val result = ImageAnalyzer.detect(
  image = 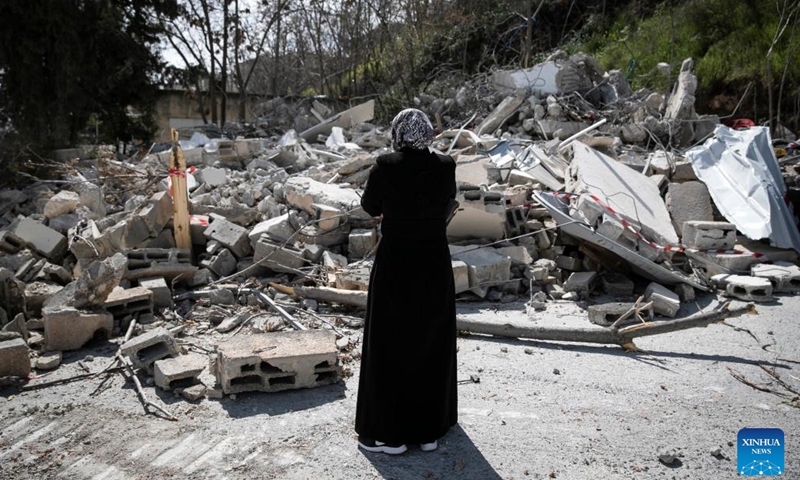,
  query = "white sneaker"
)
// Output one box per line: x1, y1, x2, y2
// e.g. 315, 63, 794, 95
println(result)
420, 440, 438, 452
358, 436, 408, 455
